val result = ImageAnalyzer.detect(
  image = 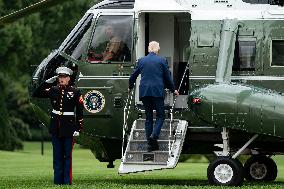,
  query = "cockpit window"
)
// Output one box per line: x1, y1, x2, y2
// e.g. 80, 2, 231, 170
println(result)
63, 14, 93, 60
271, 40, 284, 66
87, 15, 132, 63
233, 38, 256, 71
